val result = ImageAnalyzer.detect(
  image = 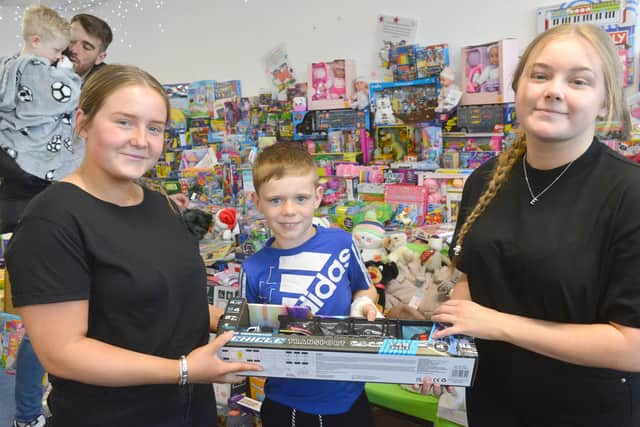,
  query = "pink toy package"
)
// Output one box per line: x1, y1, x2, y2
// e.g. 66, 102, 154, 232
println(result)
384, 183, 429, 225
308, 59, 356, 110
460, 38, 519, 105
